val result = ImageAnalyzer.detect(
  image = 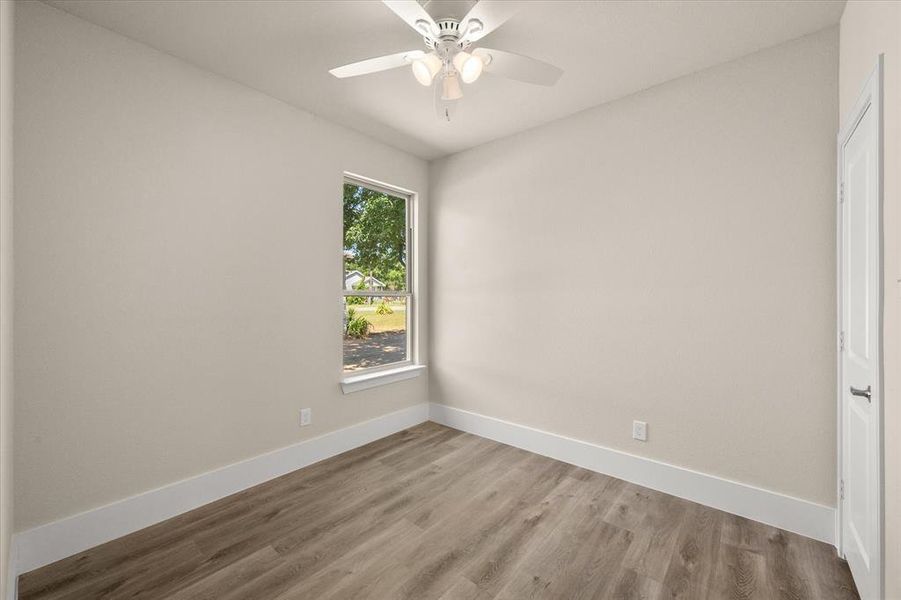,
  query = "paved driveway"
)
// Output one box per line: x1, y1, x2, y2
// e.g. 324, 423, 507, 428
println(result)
343, 331, 406, 371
